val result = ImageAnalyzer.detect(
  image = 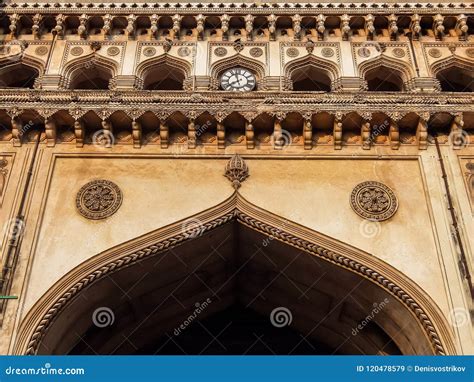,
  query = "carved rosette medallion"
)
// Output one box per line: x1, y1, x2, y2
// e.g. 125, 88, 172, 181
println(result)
357, 47, 371, 58
35, 46, 48, 56
321, 47, 334, 58
286, 47, 299, 58
428, 48, 442, 58
392, 48, 406, 58
143, 47, 157, 57
107, 47, 120, 56
350, 181, 398, 221
466, 48, 474, 58
76, 180, 123, 220
214, 47, 228, 57
70, 46, 84, 56
178, 47, 191, 57
249, 47, 263, 58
